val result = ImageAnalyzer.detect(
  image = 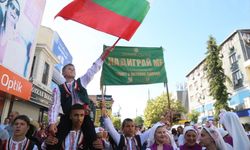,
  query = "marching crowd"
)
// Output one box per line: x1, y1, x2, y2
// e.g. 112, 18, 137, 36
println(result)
0, 108, 250, 150
0, 50, 250, 150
